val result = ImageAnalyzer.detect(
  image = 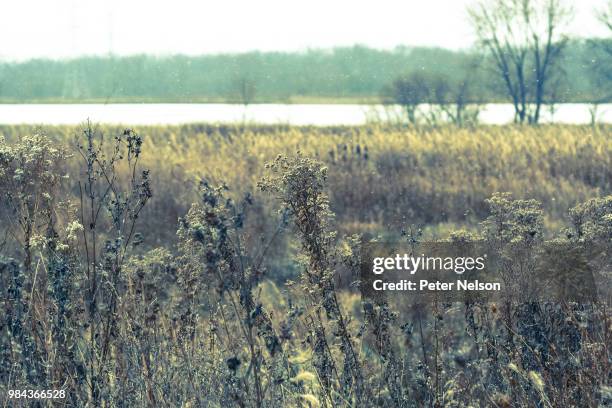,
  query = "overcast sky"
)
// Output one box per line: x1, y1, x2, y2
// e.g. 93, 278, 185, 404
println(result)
0, 0, 609, 61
